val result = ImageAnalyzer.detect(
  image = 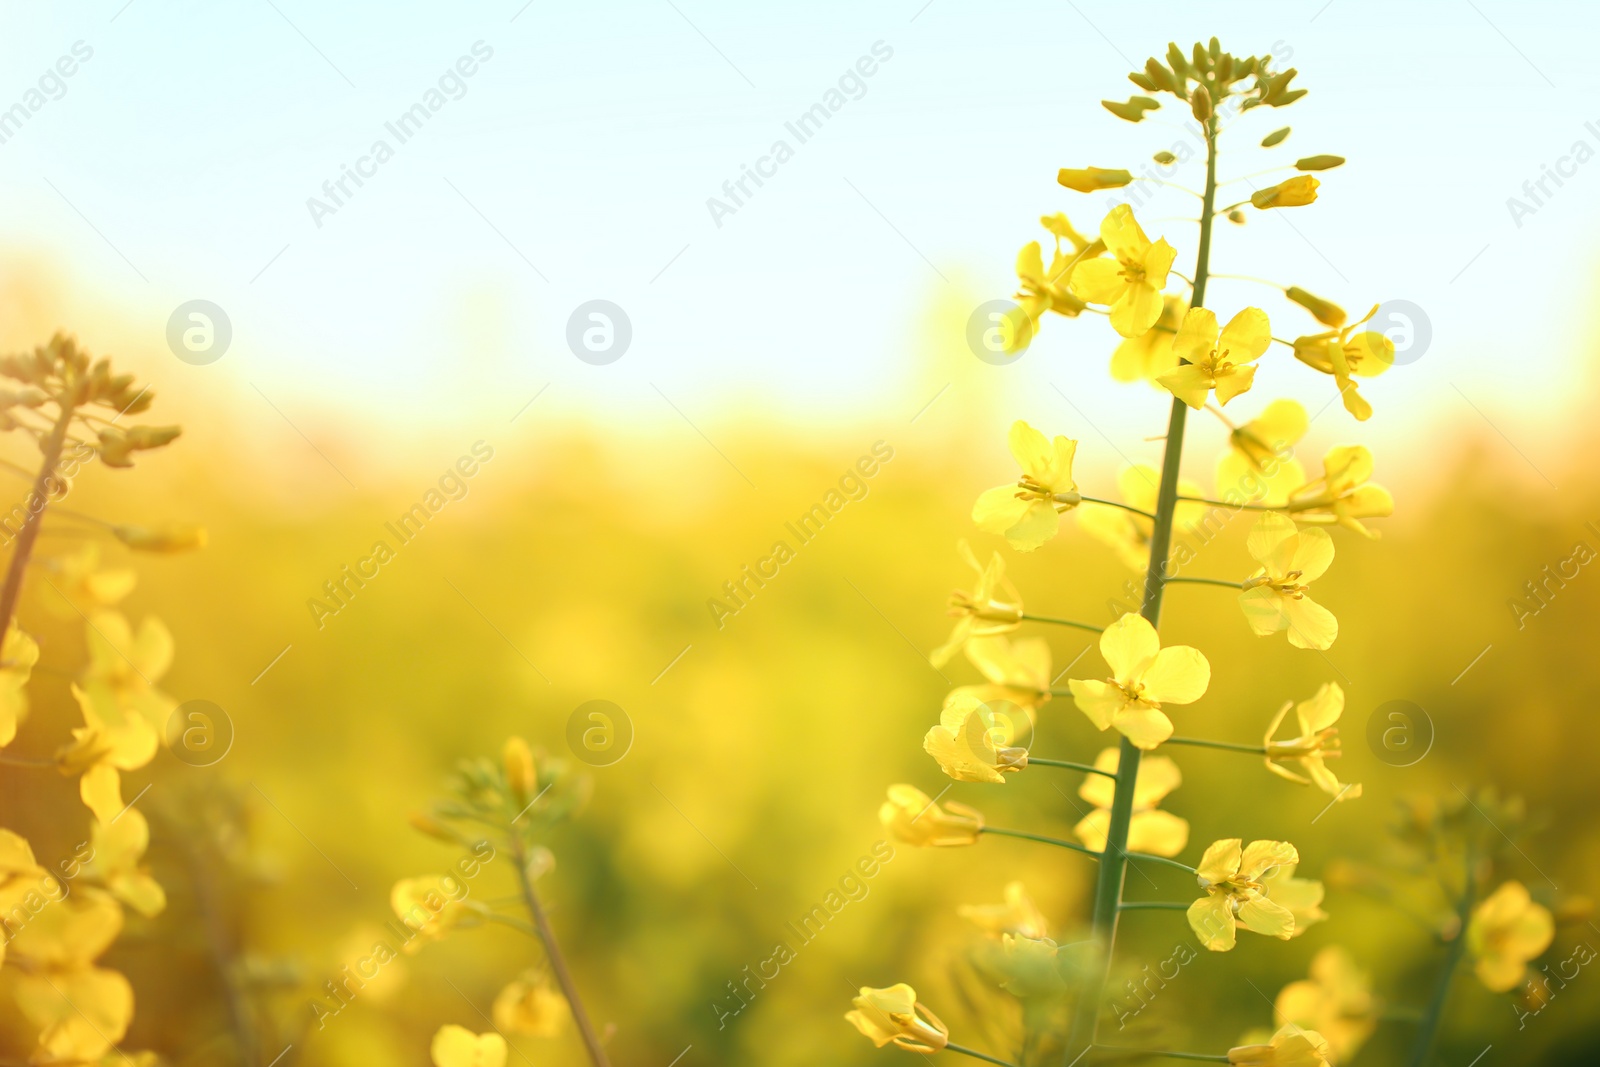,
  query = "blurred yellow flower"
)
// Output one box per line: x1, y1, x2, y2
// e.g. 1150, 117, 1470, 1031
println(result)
844, 983, 950, 1053
86, 808, 166, 917
1077, 465, 1206, 573
1239, 514, 1338, 650
1216, 399, 1308, 507
1263, 682, 1360, 801
958, 881, 1050, 939
431, 1024, 507, 1067
1468, 880, 1554, 992
1075, 747, 1189, 856
77, 611, 178, 733
0, 626, 39, 748
880, 784, 983, 847
1275, 946, 1377, 1063
1157, 307, 1271, 409
931, 541, 1022, 668
1187, 839, 1306, 952
493, 970, 567, 1037
1292, 306, 1394, 421
6, 888, 131, 1064
40, 545, 136, 617
1069, 205, 1178, 337
1287, 445, 1393, 538
392, 874, 476, 950
1068, 613, 1210, 750
1110, 296, 1184, 383
1227, 1024, 1333, 1066
0, 829, 48, 967
972, 421, 1080, 551
1250, 175, 1320, 209
924, 693, 1029, 784
58, 682, 160, 822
